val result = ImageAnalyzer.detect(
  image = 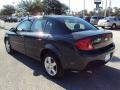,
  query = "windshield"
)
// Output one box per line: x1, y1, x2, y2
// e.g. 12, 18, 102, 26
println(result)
58, 17, 98, 32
